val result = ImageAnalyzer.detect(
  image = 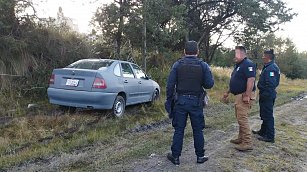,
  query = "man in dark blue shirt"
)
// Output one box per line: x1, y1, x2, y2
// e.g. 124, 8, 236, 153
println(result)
223, 46, 256, 151
252, 49, 280, 143
165, 41, 214, 165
